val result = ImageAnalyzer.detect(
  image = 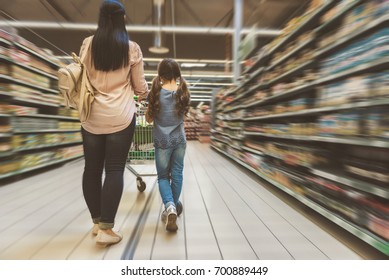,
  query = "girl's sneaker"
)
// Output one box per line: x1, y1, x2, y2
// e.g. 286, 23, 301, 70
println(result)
176, 201, 183, 216
165, 205, 178, 232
